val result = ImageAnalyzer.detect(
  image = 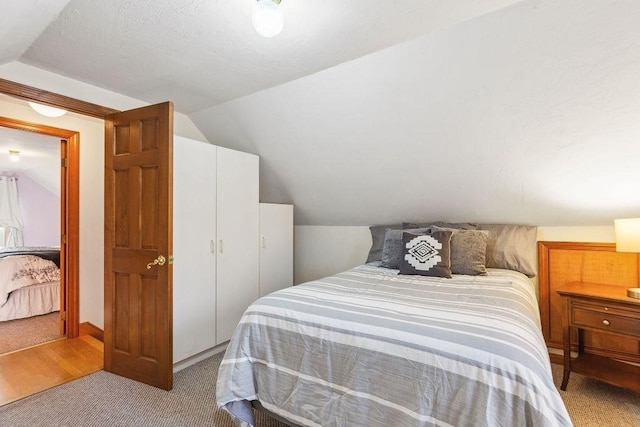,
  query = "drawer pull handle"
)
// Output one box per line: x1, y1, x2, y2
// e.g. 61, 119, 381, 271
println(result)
602, 319, 610, 326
